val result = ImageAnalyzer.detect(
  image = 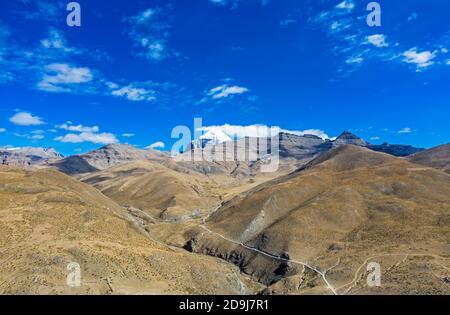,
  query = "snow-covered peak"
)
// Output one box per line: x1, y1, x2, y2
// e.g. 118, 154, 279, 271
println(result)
192, 129, 233, 149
